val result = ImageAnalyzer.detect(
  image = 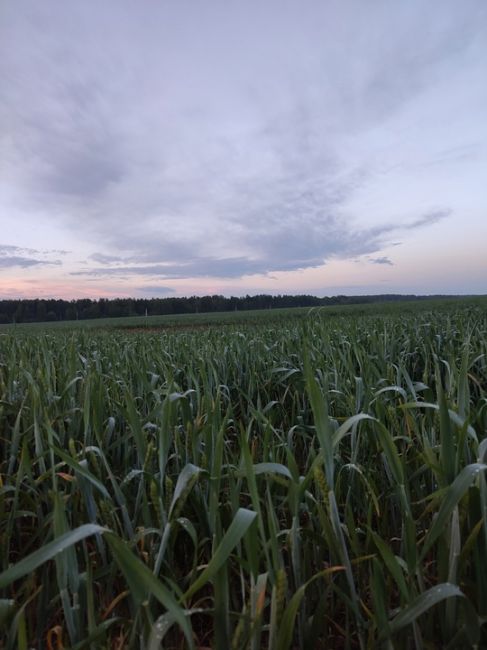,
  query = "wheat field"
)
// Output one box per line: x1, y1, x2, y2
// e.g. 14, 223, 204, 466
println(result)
1, 300, 486, 648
